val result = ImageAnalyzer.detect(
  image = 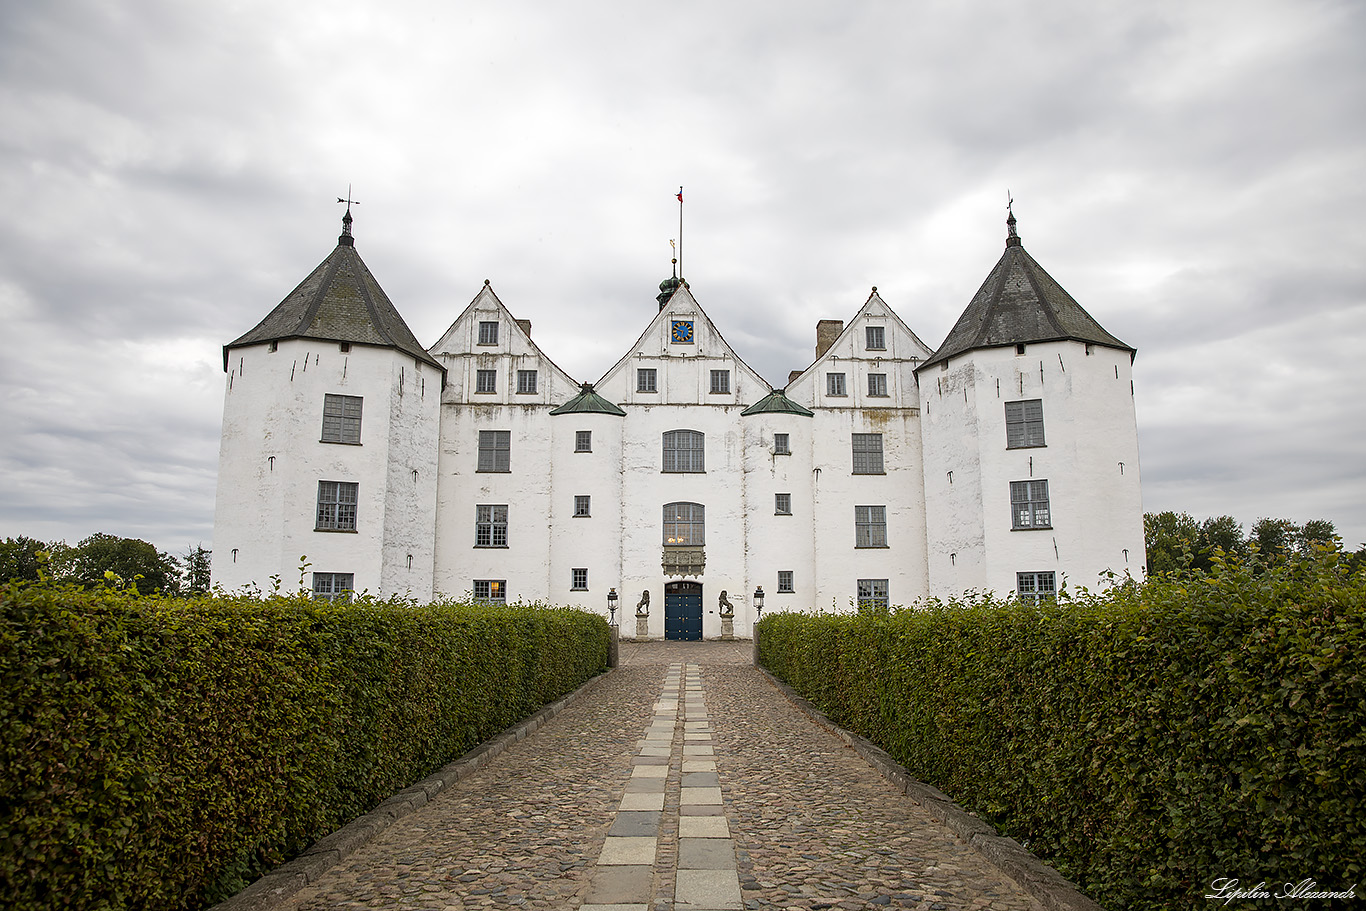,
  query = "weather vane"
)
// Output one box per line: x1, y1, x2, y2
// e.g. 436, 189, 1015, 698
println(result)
337, 185, 360, 213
